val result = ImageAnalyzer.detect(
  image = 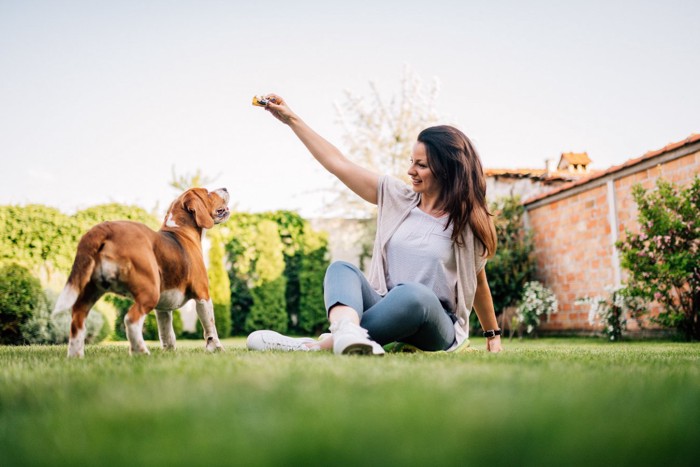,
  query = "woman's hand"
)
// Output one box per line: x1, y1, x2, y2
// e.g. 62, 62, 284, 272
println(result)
486, 335, 502, 353
261, 93, 297, 125
254, 91, 380, 204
